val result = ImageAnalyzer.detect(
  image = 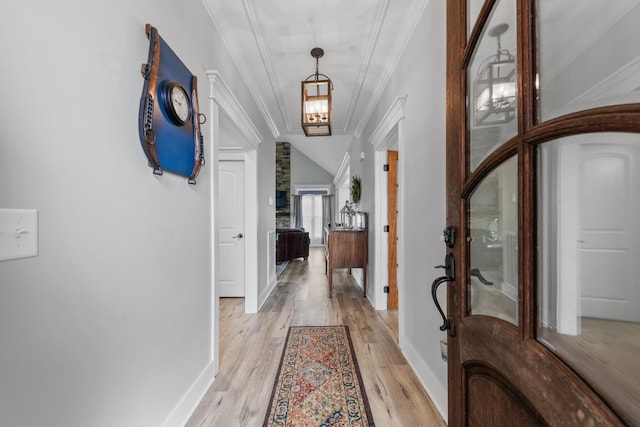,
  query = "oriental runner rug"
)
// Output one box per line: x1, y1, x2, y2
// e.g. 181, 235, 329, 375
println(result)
264, 326, 374, 427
